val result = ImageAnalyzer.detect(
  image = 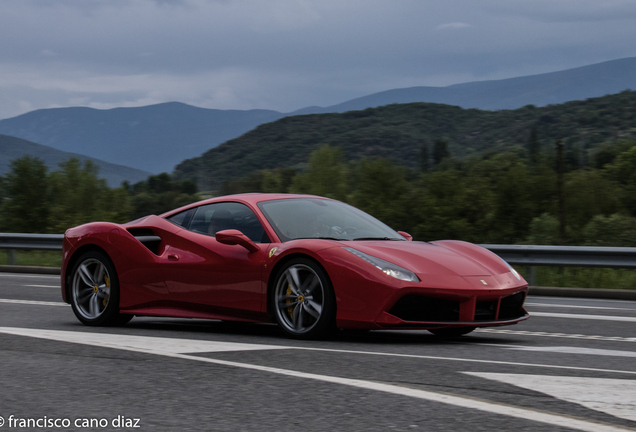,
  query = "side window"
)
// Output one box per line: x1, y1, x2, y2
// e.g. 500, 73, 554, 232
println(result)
188, 202, 270, 243
167, 208, 195, 228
